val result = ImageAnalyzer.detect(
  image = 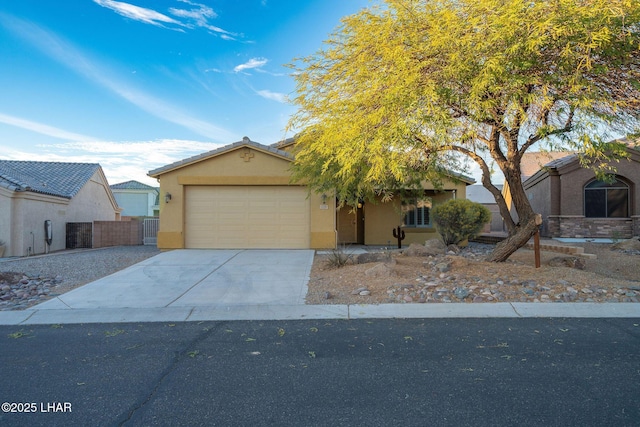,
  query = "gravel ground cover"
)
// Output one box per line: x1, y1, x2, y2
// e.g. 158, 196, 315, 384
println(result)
0, 246, 160, 310
306, 242, 640, 305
